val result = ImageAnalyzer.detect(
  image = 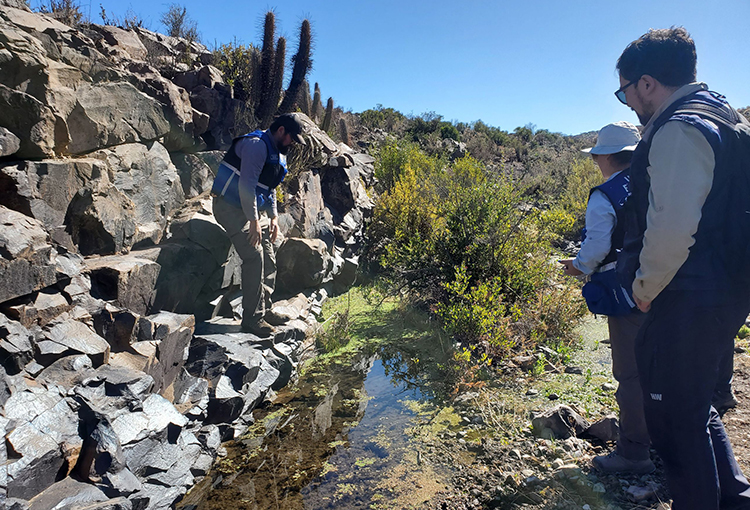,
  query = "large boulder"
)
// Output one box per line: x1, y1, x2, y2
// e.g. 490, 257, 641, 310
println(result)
89, 25, 147, 61
90, 142, 185, 246
59, 82, 170, 155
169, 151, 223, 198
284, 169, 334, 240
0, 158, 106, 247
137, 311, 194, 399
65, 185, 137, 256
4, 385, 82, 499
275, 237, 331, 295
0, 206, 59, 304
85, 254, 161, 315
186, 334, 280, 424
0, 83, 67, 158
36, 318, 110, 367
